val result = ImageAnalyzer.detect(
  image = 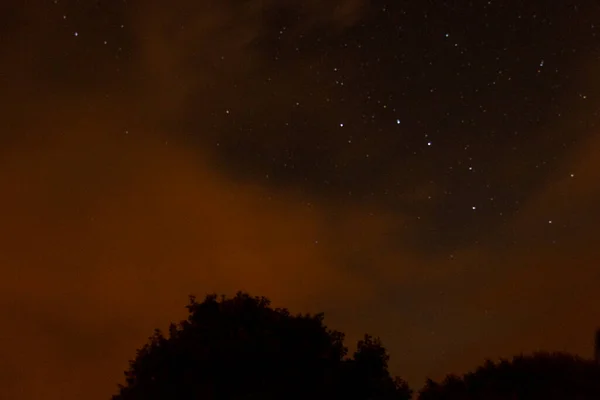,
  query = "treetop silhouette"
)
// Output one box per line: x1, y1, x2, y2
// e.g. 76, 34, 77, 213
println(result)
417, 351, 600, 399
112, 291, 600, 400
112, 291, 412, 400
